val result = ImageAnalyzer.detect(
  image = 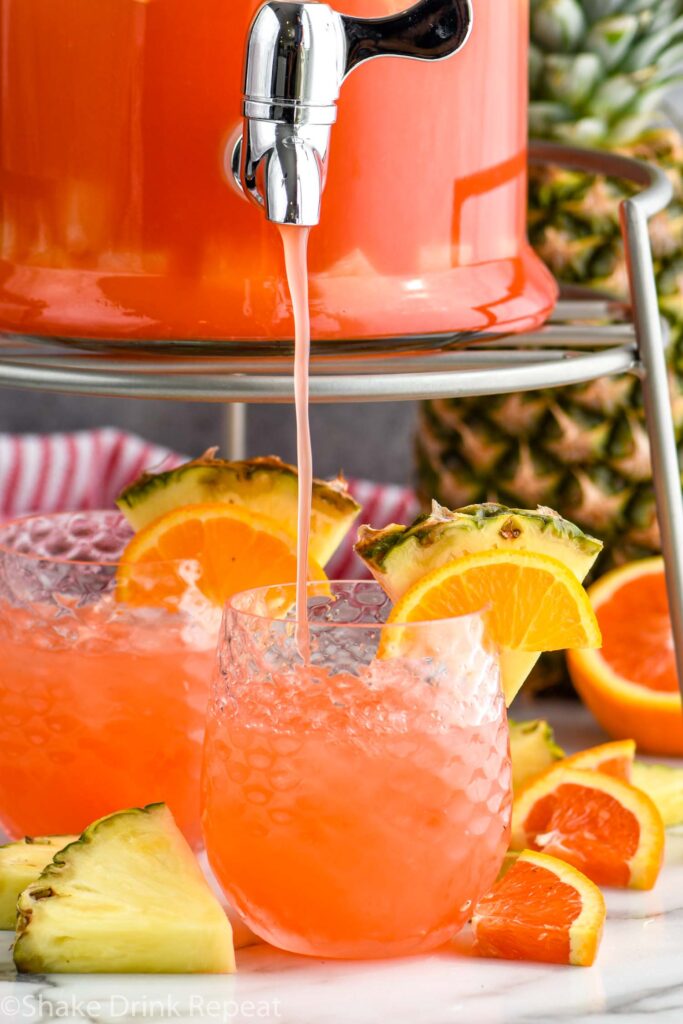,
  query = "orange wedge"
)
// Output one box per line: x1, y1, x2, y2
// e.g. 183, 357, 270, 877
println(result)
512, 765, 665, 890
472, 849, 606, 967
116, 503, 326, 608
567, 557, 683, 756
381, 549, 601, 704
559, 739, 636, 781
